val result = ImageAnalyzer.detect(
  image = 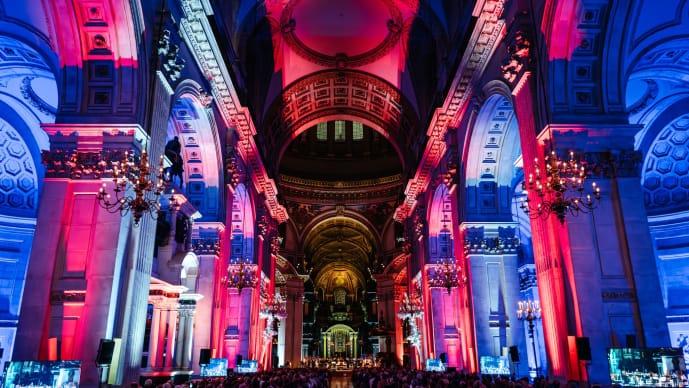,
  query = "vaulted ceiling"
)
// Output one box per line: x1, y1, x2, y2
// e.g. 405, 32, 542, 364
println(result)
209, 0, 476, 287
